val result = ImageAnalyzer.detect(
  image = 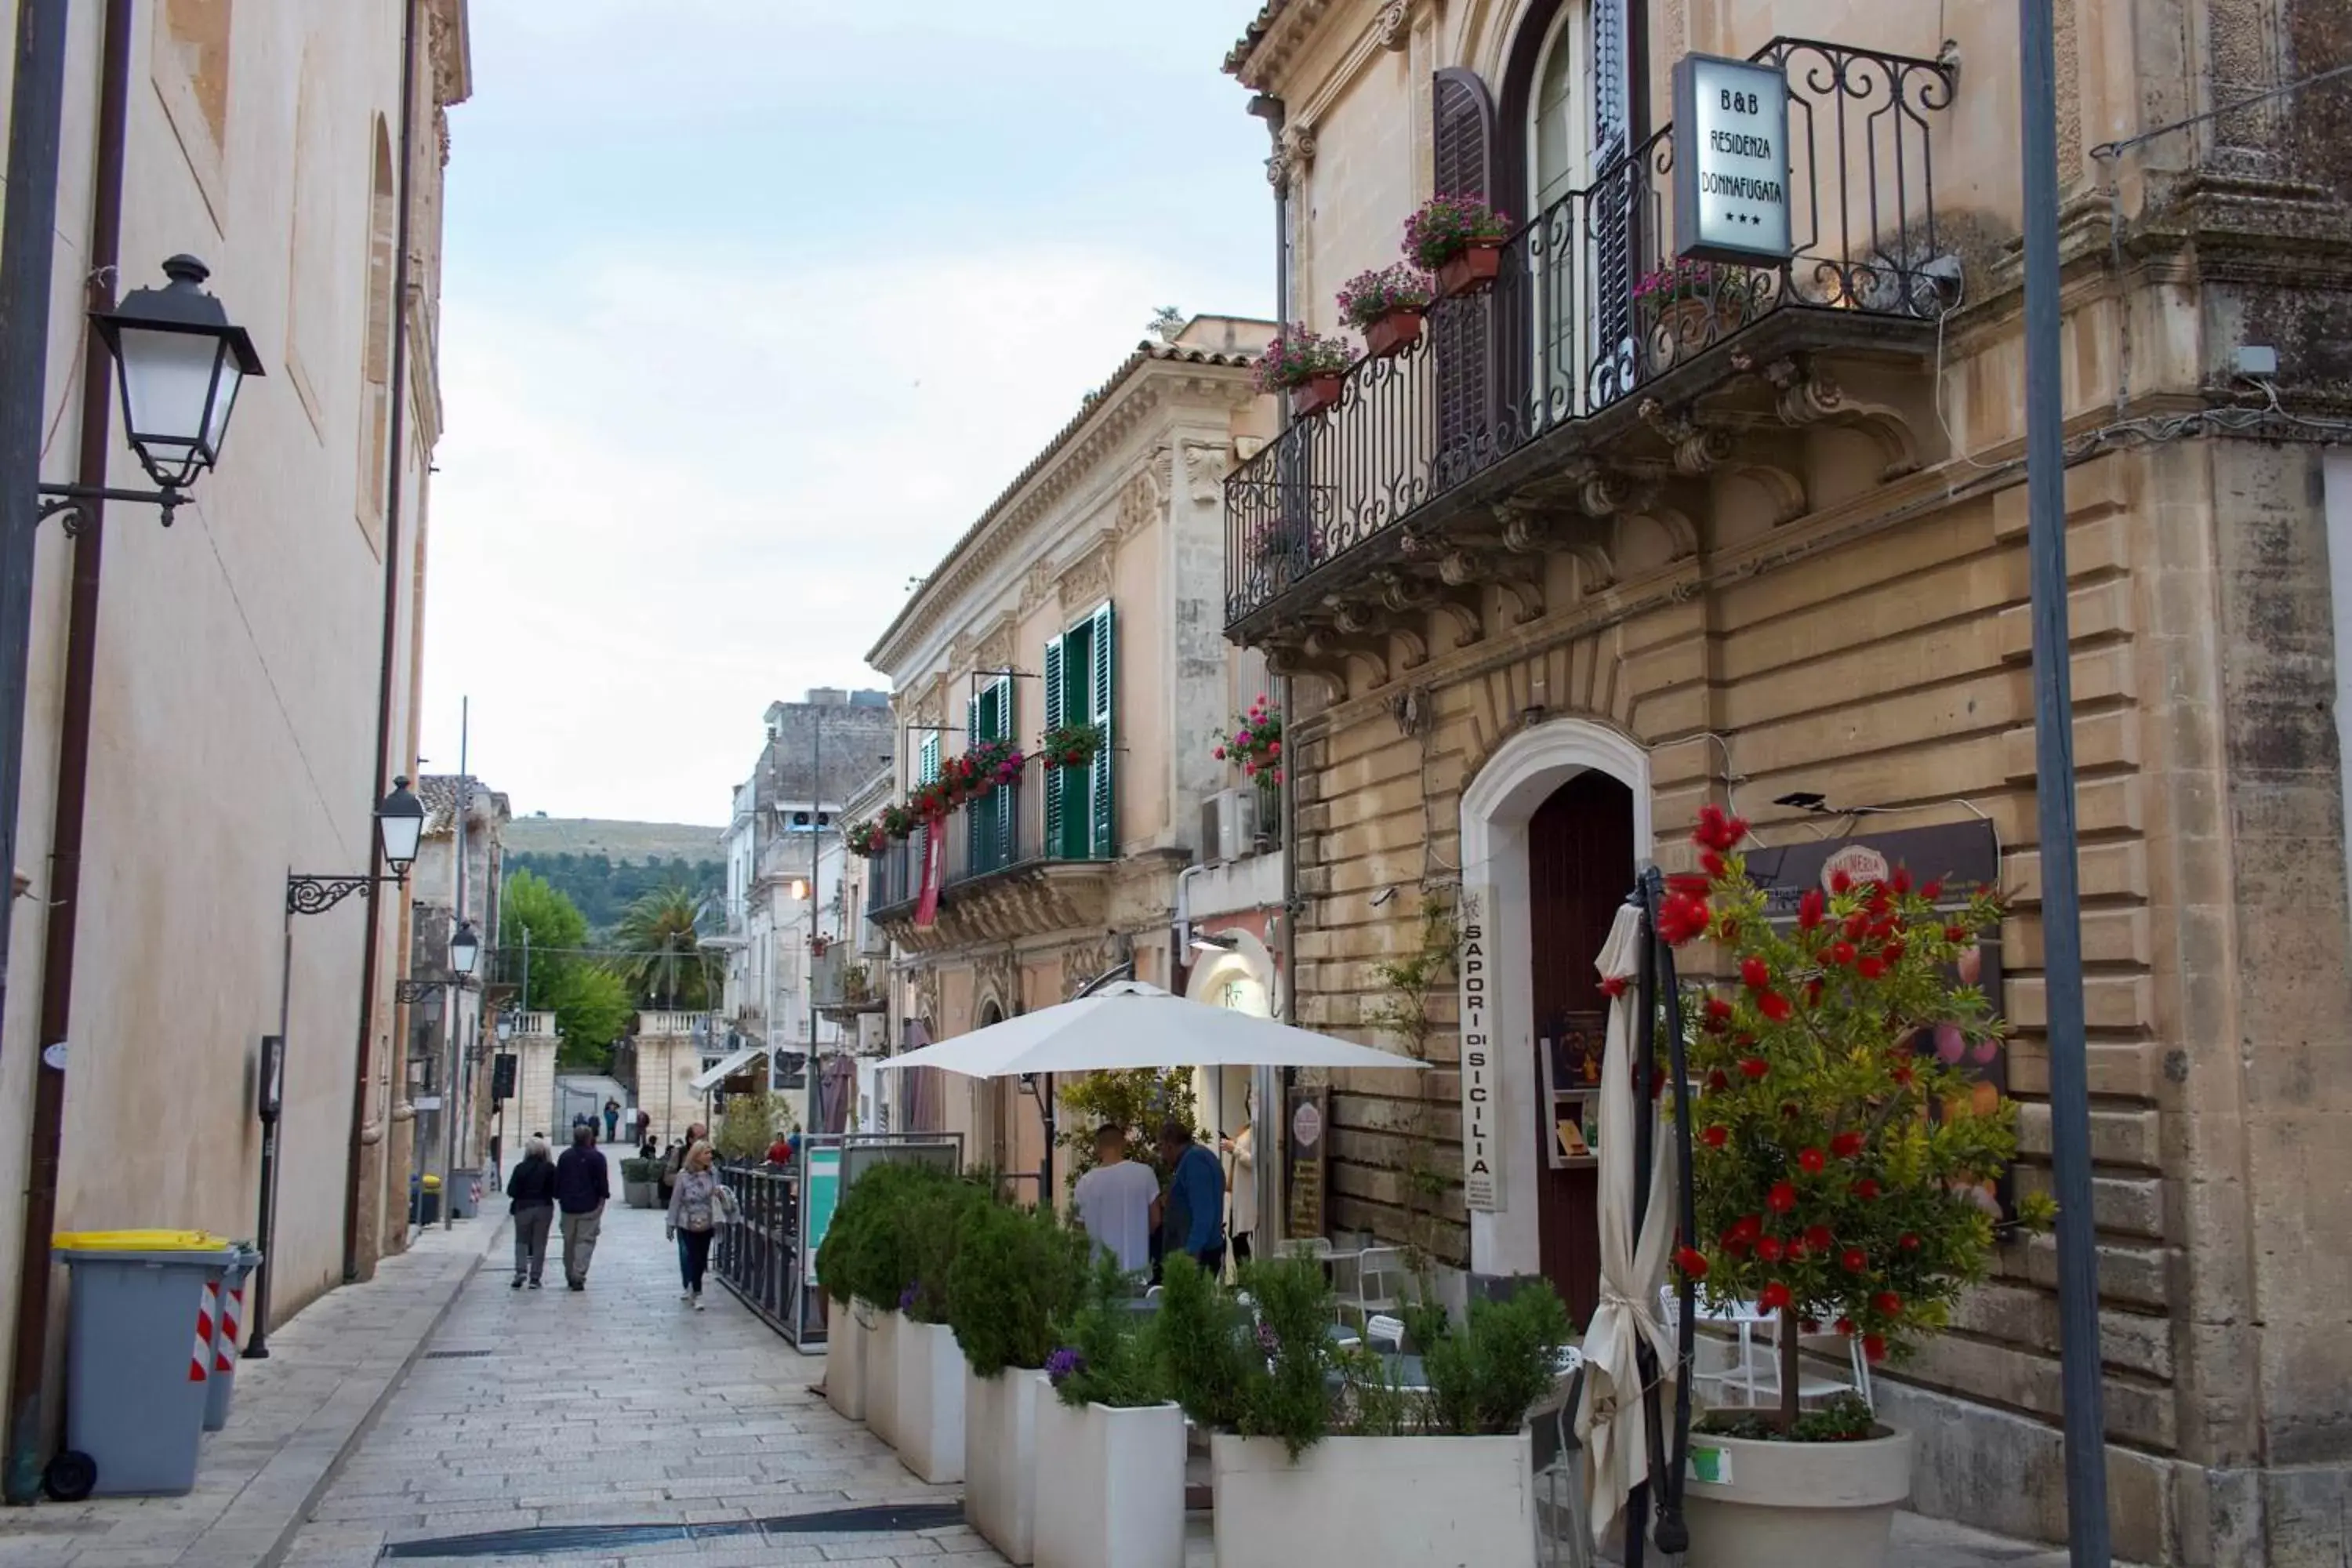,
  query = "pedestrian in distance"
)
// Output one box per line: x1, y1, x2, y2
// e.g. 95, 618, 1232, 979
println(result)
603, 1098, 621, 1143
666, 1140, 730, 1311
661, 1122, 706, 1204
554, 1123, 610, 1290
1073, 1123, 1158, 1276
1220, 1102, 1258, 1269
505, 1135, 558, 1289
